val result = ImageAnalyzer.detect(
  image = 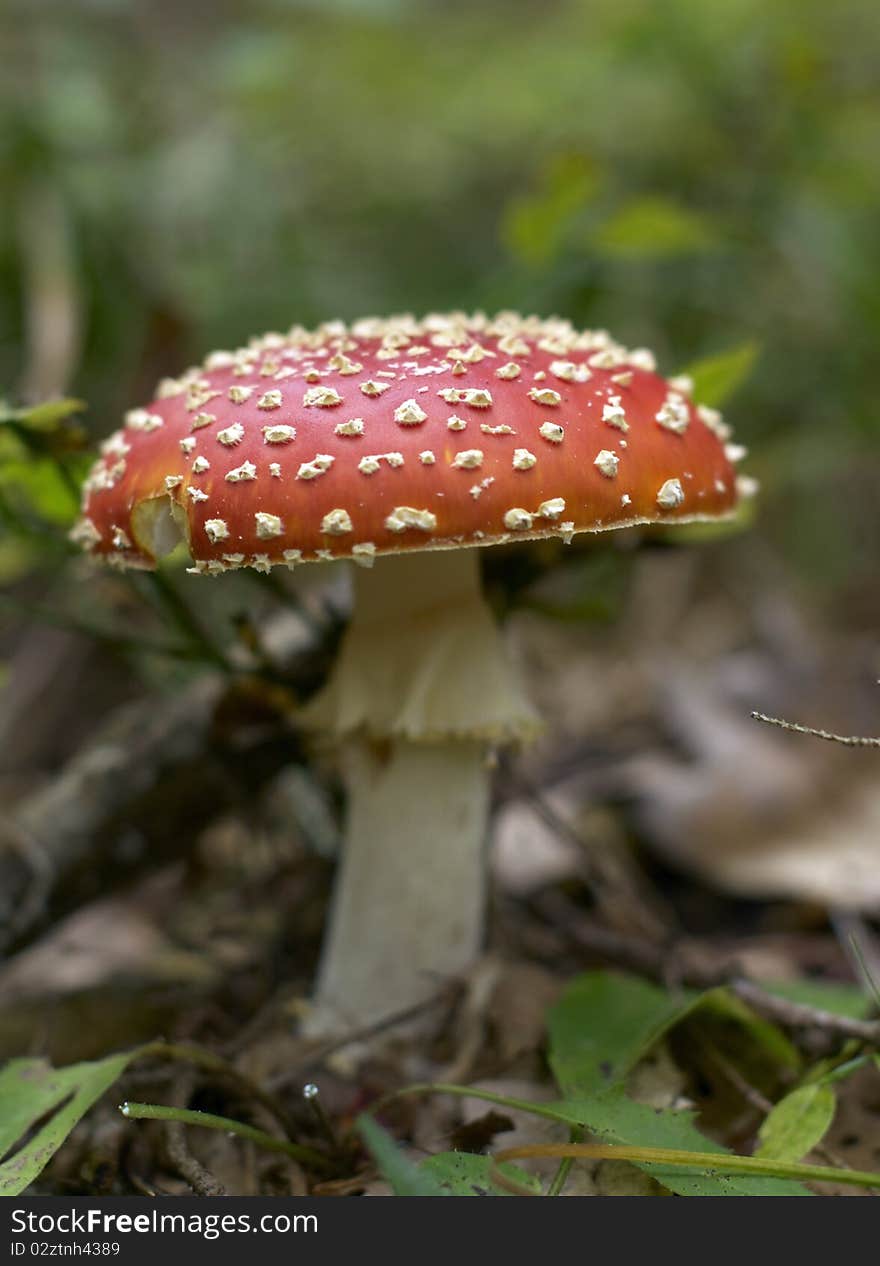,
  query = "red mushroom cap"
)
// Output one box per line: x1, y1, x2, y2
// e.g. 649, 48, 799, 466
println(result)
72, 312, 749, 573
